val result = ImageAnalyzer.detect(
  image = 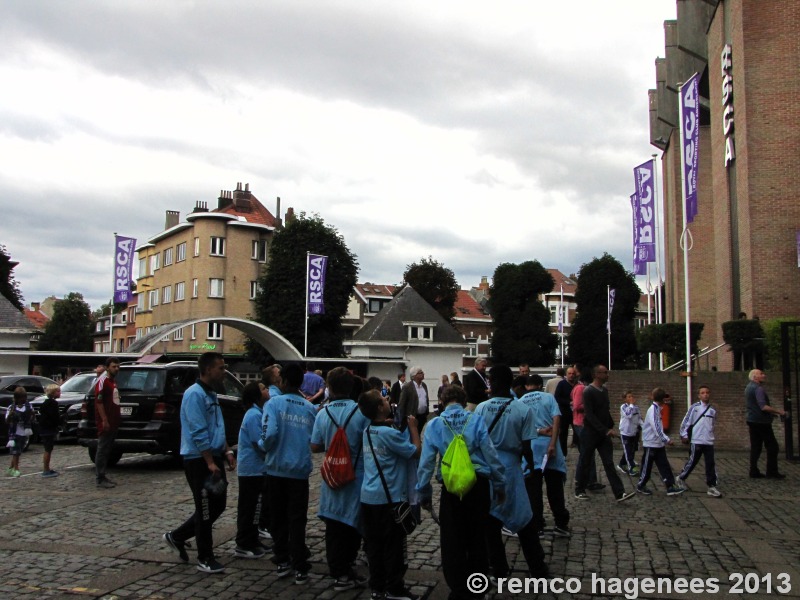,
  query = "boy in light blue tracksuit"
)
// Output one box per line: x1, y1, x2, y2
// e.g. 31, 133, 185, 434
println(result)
310, 367, 371, 592
474, 365, 548, 579
677, 385, 720, 497
417, 385, 506, 600
636, 388, 684, 497
235, 382, 269, 558
260, 363, 318, 583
